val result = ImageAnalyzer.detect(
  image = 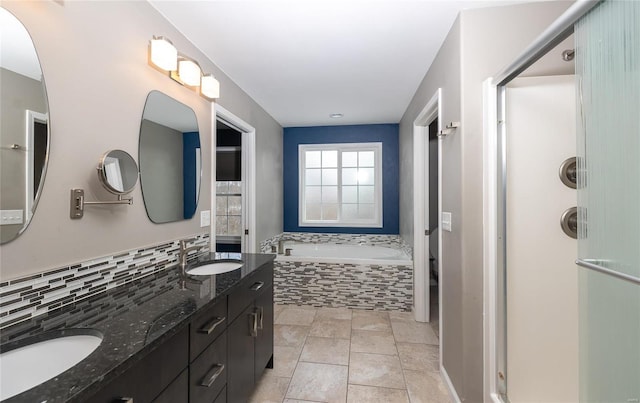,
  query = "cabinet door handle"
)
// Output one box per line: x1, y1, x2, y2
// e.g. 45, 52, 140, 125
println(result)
249, 312, 258, 337
200, 363, 225, 388
250, 281, 264, 291
116, 398, 134, 403
198, 316, 226, 334
257, 306, 264, 330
